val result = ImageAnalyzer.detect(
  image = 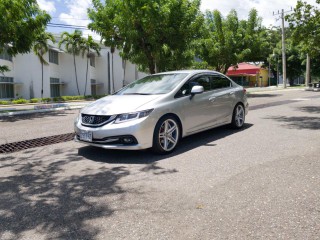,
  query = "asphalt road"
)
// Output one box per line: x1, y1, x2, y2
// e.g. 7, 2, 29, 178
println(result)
0, 89, 319, 239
